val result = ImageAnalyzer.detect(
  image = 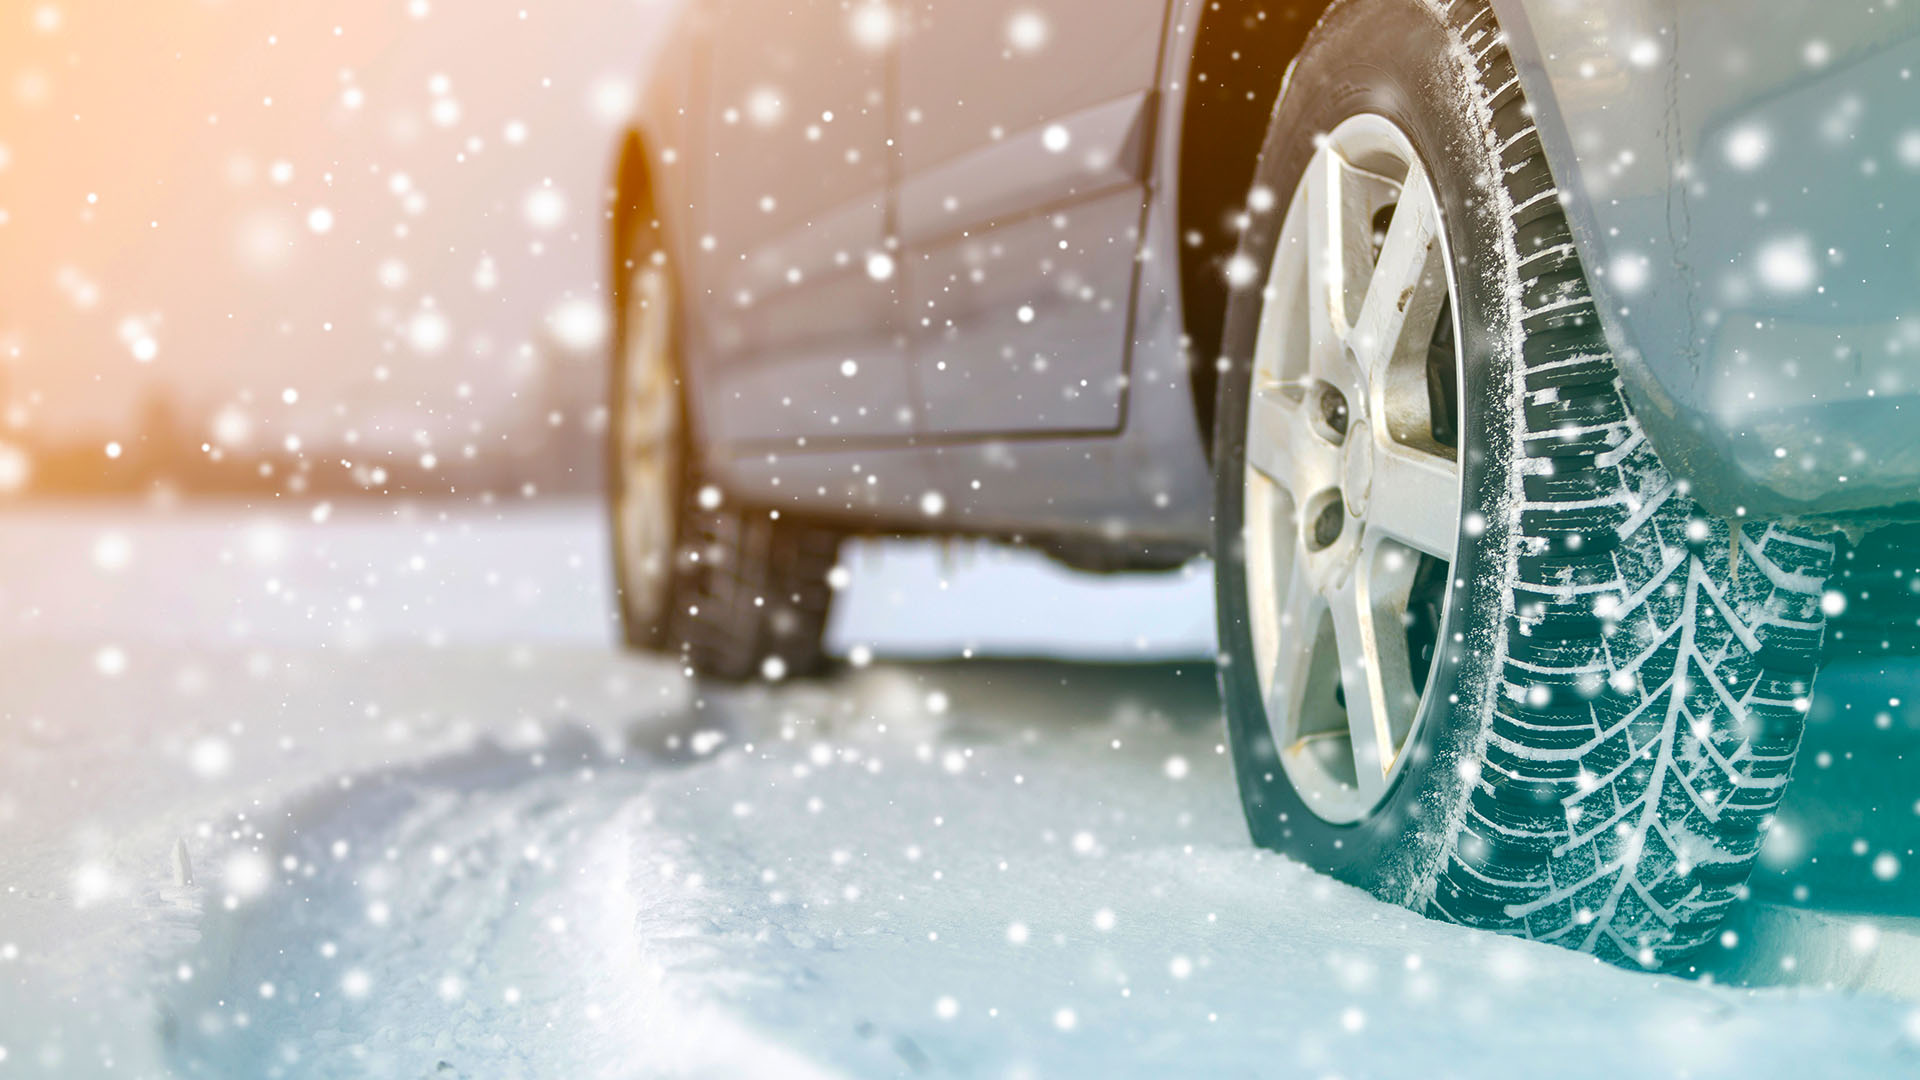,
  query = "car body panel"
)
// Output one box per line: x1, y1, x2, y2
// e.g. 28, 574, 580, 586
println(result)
694, 0, 912, 446
625, 0, 1919, 554
712, 0, 1214, 545
897, 1, 1173, 439
1496, 0, 1920, 520
895, 90, 1154, 438
910, 184, 1141, 435
894, 91, 1154, 248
